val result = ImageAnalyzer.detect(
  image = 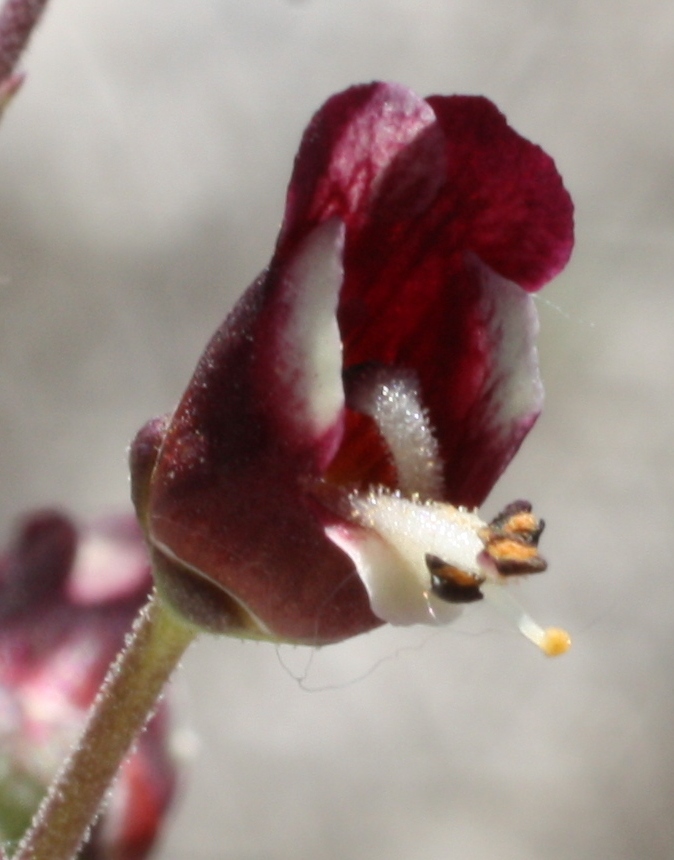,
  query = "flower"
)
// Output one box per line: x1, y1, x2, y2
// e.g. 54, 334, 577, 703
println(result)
130, 82, 574, 651
0, 510, 179, 859
0, 0, 51, 118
